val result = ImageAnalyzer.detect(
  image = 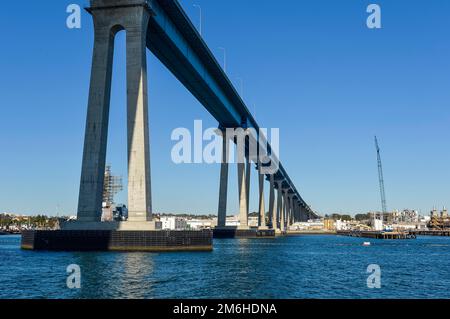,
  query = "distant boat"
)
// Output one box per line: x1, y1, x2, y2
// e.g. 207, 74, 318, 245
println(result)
363, 242, 371, 246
